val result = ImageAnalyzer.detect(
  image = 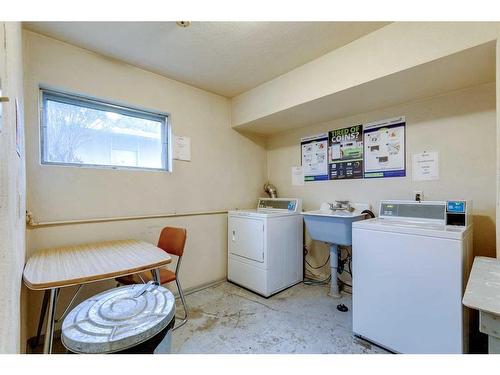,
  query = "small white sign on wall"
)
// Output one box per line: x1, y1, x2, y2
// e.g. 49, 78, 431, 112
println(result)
291, 166, 305, 186
412, 151, 439, 181
173, 135, 191, 161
